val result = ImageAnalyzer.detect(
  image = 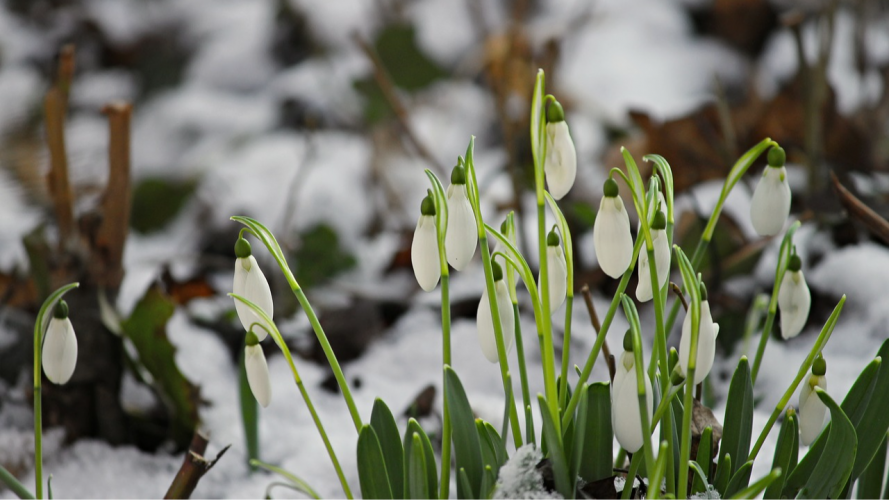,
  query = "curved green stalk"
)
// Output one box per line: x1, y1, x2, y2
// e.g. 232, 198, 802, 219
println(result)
33, 282, 79, 500
751, 221, 801, 384
230, 293, 353, 499
230, 216, 362, 432
543, 192, 575, 413
674, 247, 702, 500
621, 295, 656, 478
